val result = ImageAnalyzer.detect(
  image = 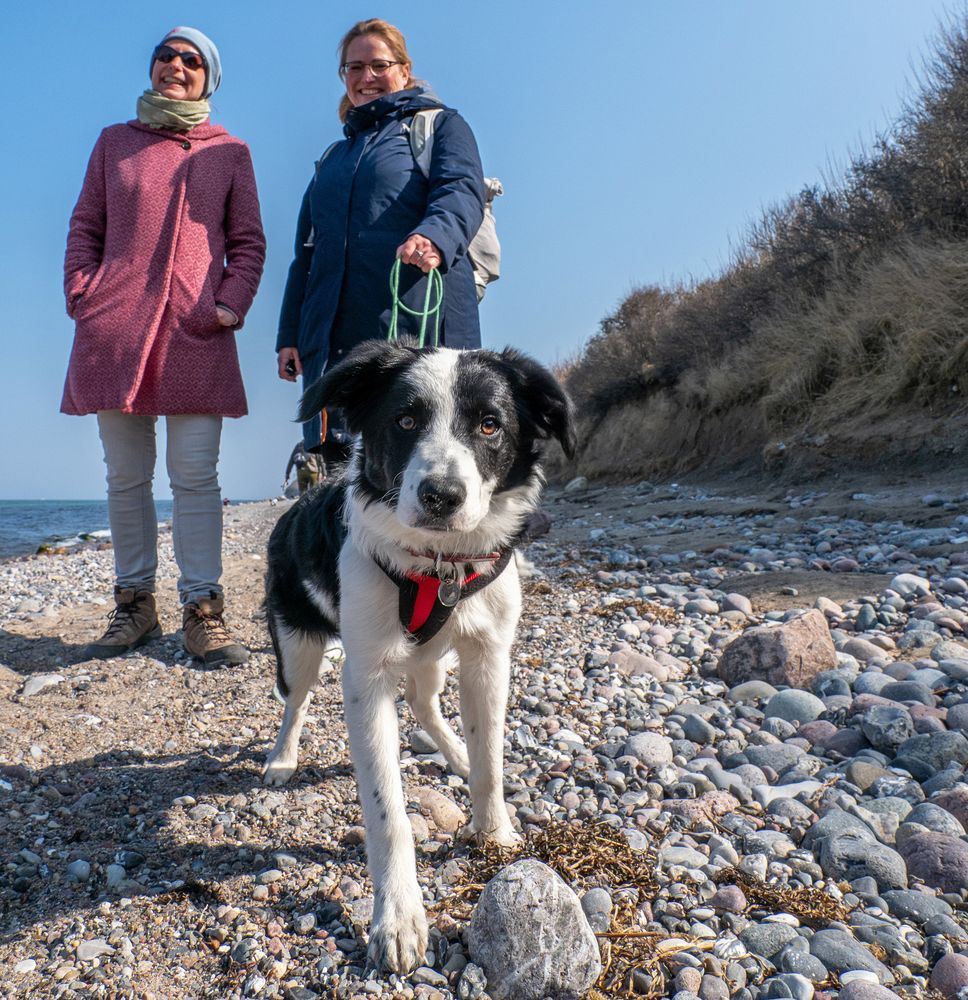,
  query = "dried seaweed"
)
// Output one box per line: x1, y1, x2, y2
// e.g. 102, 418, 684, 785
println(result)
435, 822, 712, 1000
434, 824, 858, 999
433, 821, 657, 914
593, 599, 679, 623
713, 865, 851, 927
